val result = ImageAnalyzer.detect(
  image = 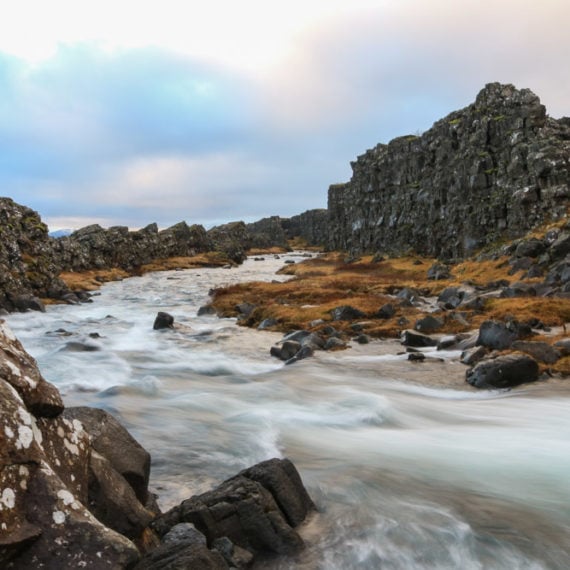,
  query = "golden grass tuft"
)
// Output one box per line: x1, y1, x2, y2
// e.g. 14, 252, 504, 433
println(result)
60, 268, 130, 291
